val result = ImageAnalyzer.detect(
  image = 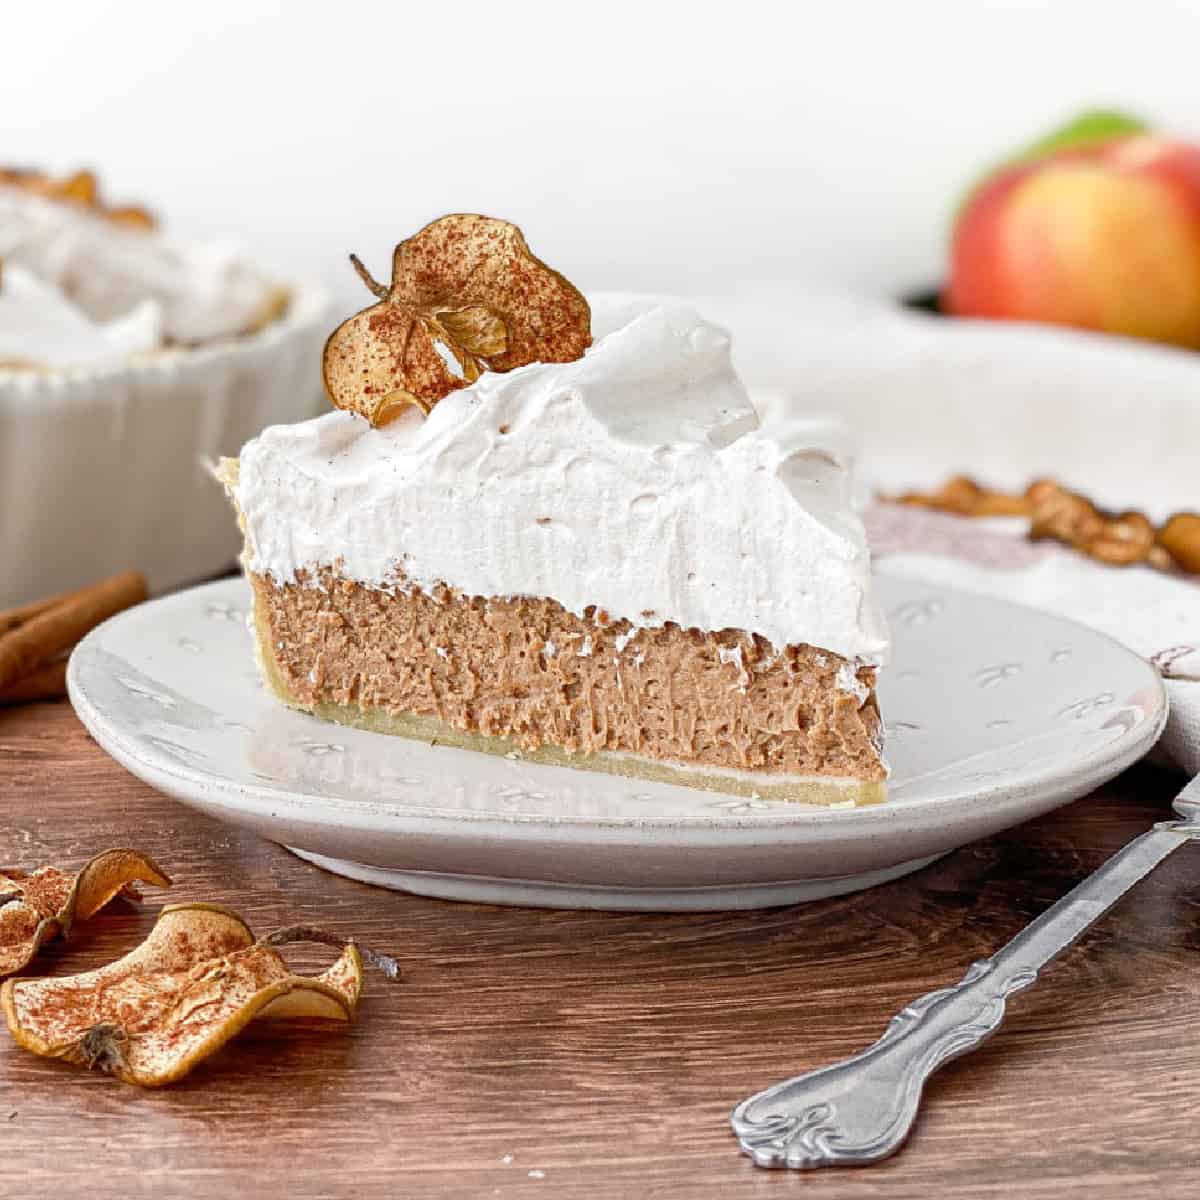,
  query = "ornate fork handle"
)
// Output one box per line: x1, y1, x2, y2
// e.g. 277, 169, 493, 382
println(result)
731, 954, 1036, 1168
731, 786, 1200, 1170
